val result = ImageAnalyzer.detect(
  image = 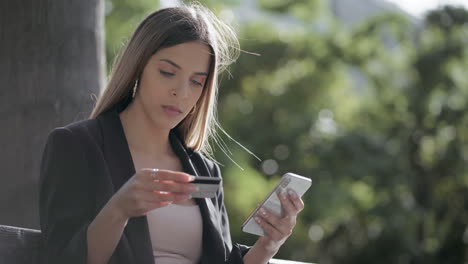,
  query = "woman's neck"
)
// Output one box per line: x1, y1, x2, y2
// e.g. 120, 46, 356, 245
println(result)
119, 102, 174, 159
